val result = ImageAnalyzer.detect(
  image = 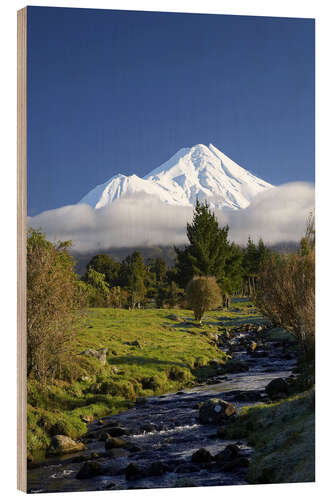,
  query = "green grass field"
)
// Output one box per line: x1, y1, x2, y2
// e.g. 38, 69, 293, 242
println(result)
225, 389, 315, 483
28, 301, 263, 459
